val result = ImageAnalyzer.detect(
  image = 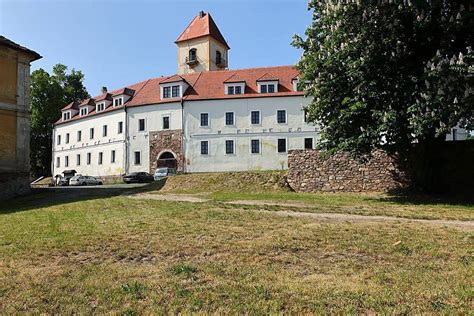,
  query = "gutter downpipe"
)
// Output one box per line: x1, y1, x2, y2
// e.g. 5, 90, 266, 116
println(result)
180, 97, 186, 174
124, 105, 129, 175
